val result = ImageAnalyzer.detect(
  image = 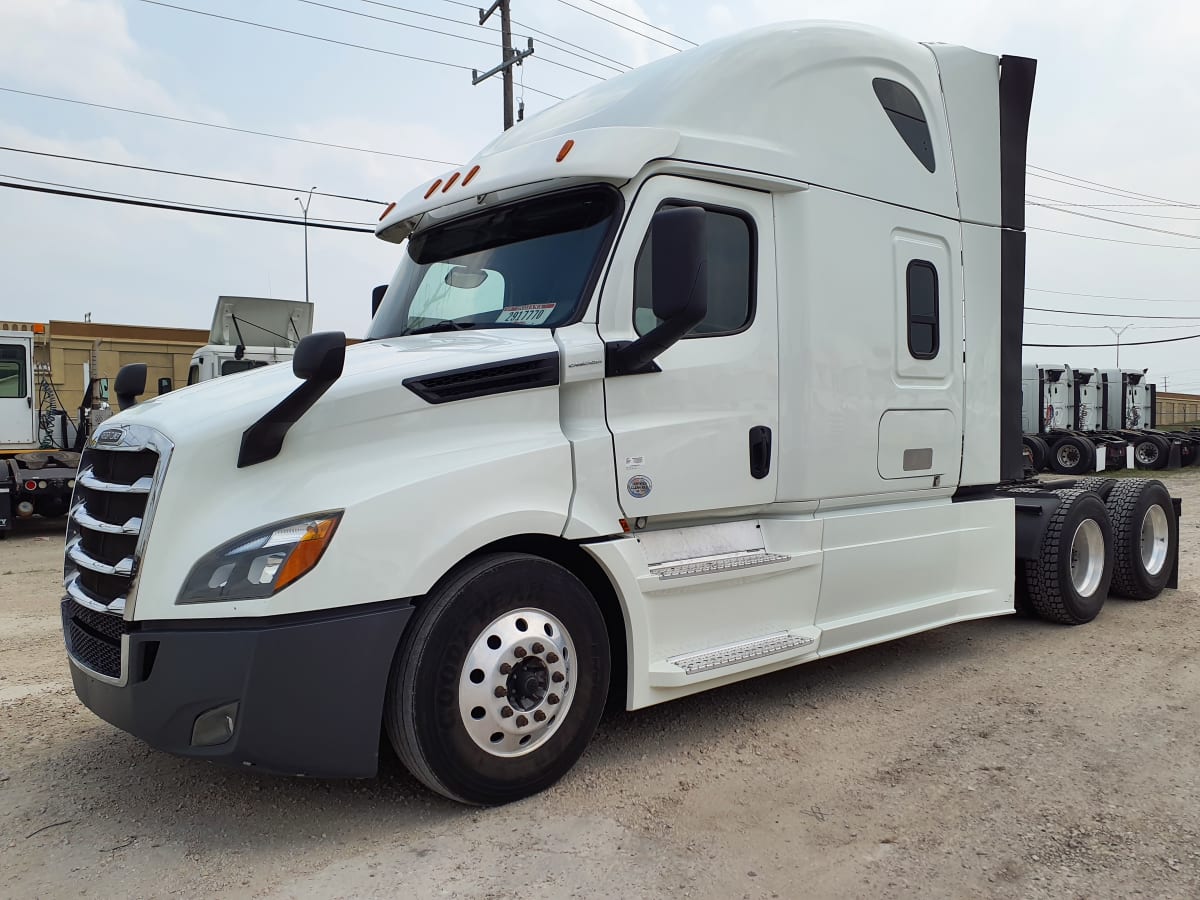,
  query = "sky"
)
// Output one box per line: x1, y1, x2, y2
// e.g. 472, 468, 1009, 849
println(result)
1, 0, 1199, 390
